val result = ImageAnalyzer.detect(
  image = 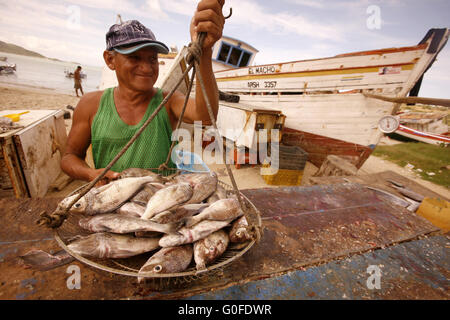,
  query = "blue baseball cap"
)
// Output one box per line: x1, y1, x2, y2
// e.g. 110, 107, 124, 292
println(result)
106, 20, 169, 54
